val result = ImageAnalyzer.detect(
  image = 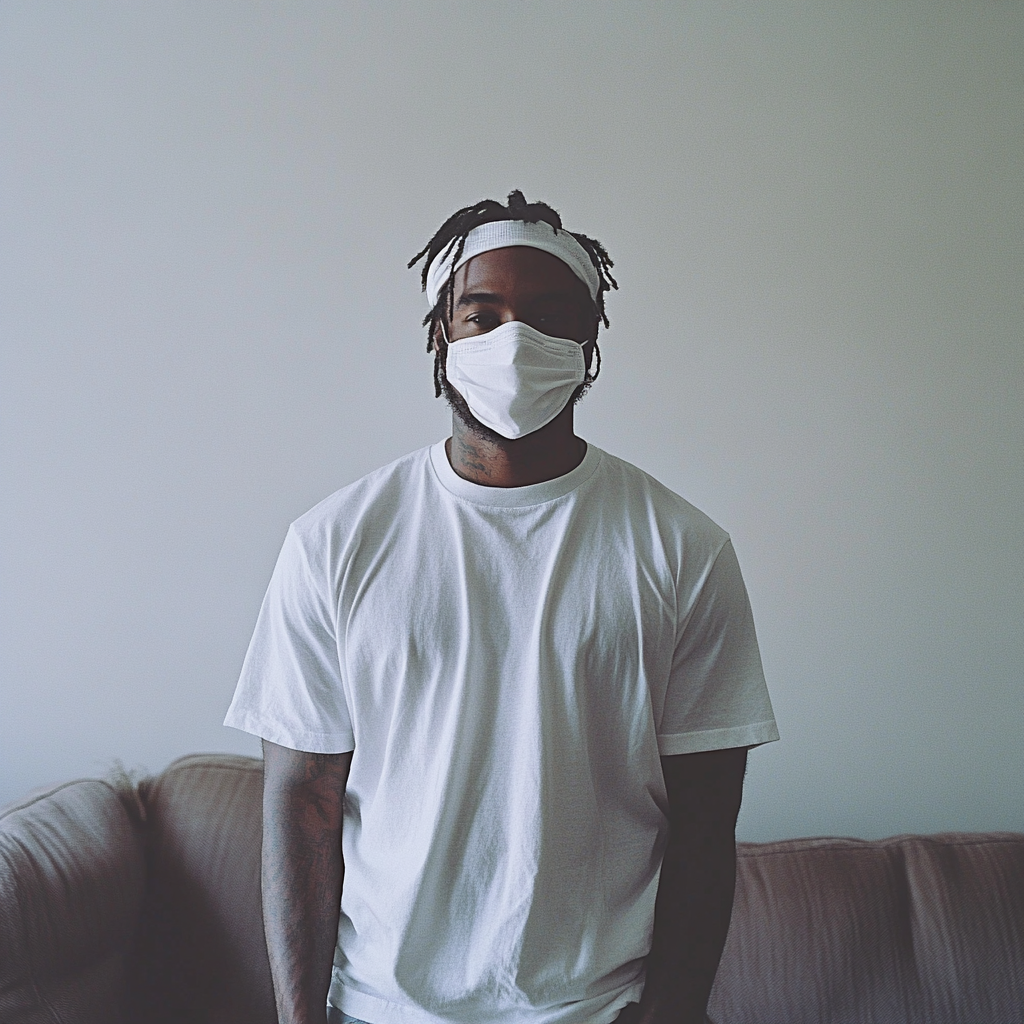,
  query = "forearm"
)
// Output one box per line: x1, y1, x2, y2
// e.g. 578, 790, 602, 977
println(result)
640, 835, 736, 1024
262, 742, 351, 1024
637, 748, 747, 1024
